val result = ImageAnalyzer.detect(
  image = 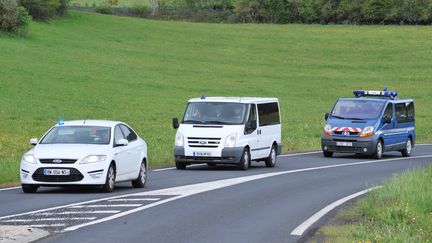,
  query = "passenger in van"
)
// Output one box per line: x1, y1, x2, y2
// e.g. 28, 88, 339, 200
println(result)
192, 108, 202, 120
